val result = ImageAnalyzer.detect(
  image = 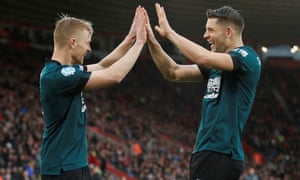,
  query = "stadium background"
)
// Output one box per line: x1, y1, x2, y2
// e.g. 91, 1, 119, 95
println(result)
0, 0, 299, 179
